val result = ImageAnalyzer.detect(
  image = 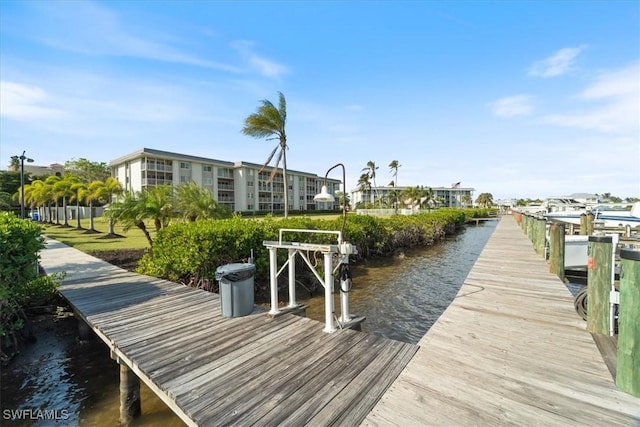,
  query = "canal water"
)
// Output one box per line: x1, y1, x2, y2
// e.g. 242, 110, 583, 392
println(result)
1, 222, 496, 426
301, 221, 497, 343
